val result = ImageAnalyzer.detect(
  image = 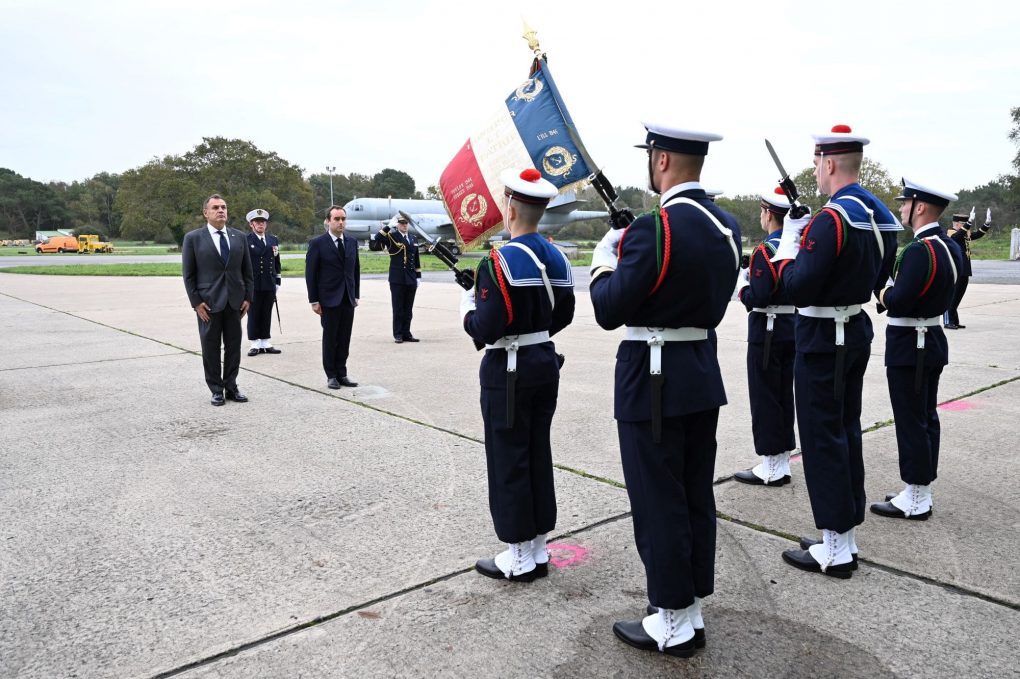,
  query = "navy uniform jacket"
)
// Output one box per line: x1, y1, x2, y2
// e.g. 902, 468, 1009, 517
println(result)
738, 230, 794, 344
881, 224, 963, 368
247, 232, 282, 292
948, 223, 987, 277
372, 229, 421, 285
305, 232, 360, 307
464, 233, 575, 390
778, 183, 899, 354
590, 186, 741, 422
